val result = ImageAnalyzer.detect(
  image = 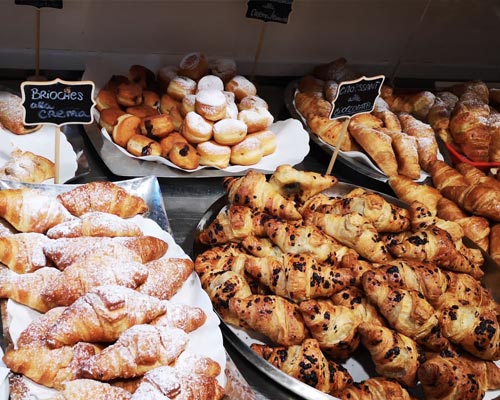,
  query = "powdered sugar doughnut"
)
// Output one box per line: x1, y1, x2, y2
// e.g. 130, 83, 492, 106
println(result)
181, 111, 213, 144
225, 75, 257, 102
213, 119, 247, 145
225, 101, 239, 119
181, 94, 196, 117
230, 136, 264, 166
238, 95, 269, 111
223, 91, 235, 104
195, 89, 227, 121
209, 58, 237, 83
247, 129, 277, 156
197, 75, 224, 92
167, 76, 197, 101
197, 140, 231, 169
238, 106, 274, 133
178, 52, 209, 81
